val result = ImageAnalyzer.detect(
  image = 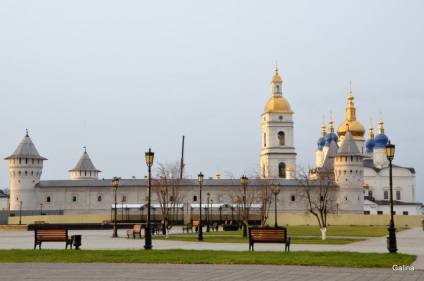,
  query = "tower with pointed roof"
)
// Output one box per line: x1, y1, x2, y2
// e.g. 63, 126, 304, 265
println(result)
260, 66, 296, 179
334, 130, 366, 214
69, 147, 101, 180
5, 131, 47, 210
